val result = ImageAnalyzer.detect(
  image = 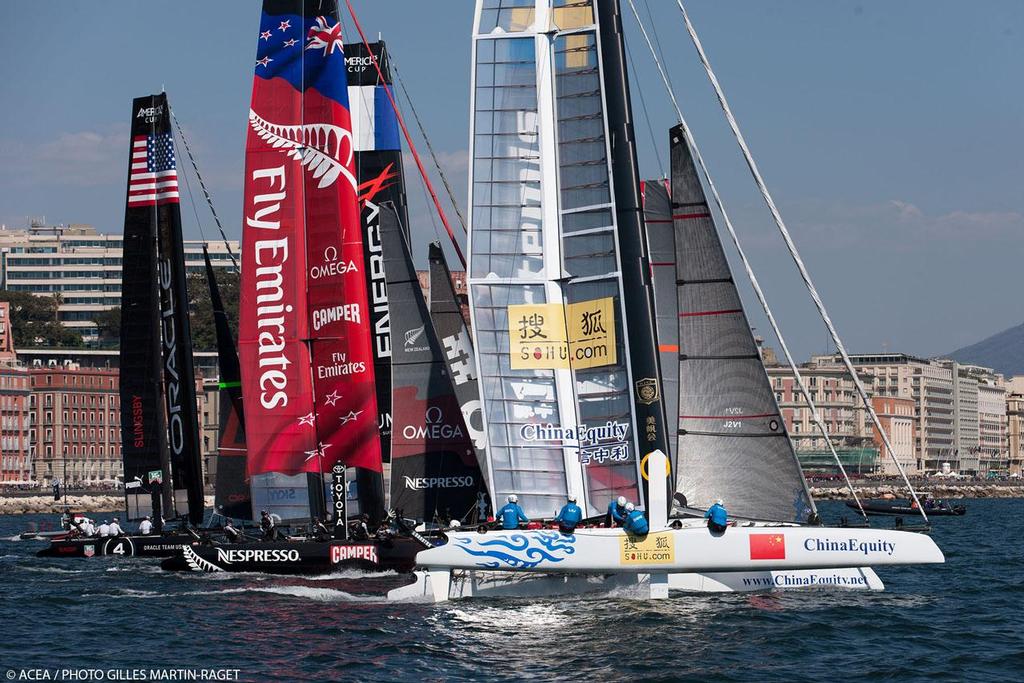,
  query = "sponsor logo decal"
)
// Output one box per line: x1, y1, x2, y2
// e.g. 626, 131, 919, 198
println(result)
312, 303, 362, 331
404, 325, 429, 353
136, 104, 165, 122
215, 548, 301, 564
508, 297, 617, 370
619, 532, 674, 565
749, 533, 787, 560
803, 537, 896, 556
310, 244, 358, 281
401, 406, 465, 442
83, 544, 95, 558
403, 475, 475, 490
635, 377, 660, 405
331, 544, 379, 564
521, 421, 631, 465
248, 109, 357, 191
